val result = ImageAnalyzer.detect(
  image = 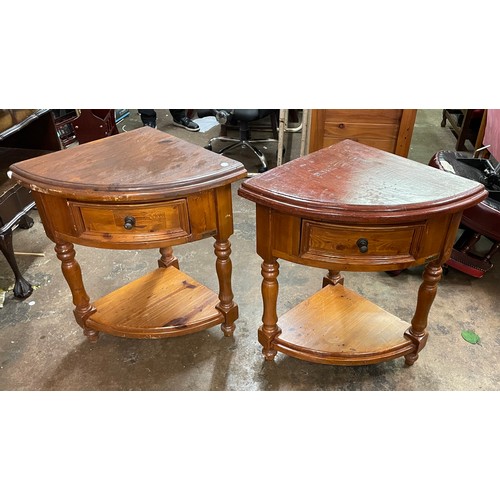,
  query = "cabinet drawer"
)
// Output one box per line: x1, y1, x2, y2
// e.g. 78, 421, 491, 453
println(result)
69, 199, 190, 244
300, 220, 424, 265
